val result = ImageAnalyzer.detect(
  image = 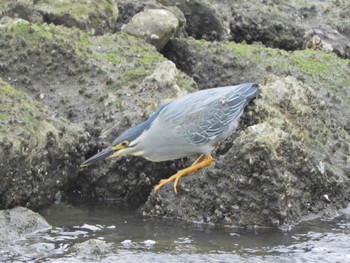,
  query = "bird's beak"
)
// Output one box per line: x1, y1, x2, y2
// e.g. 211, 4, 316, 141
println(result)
80, 143, 126, 167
